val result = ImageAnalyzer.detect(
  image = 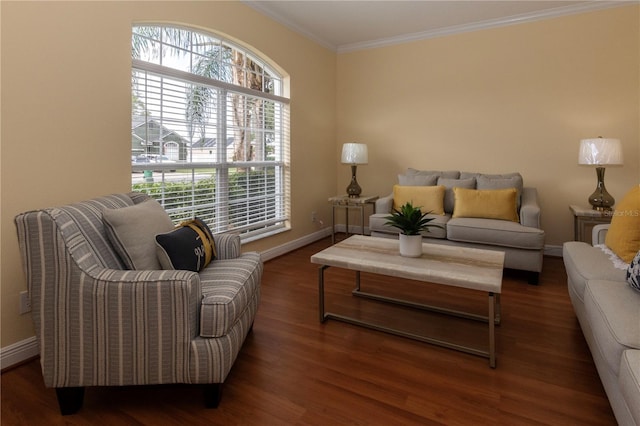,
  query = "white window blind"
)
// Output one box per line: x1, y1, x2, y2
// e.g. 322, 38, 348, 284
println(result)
131, 25, 290, 241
